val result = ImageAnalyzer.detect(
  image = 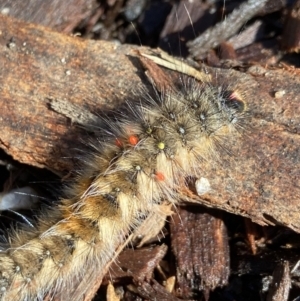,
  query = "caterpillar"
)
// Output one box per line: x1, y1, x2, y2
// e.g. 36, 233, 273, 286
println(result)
0, 56, 246, 300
